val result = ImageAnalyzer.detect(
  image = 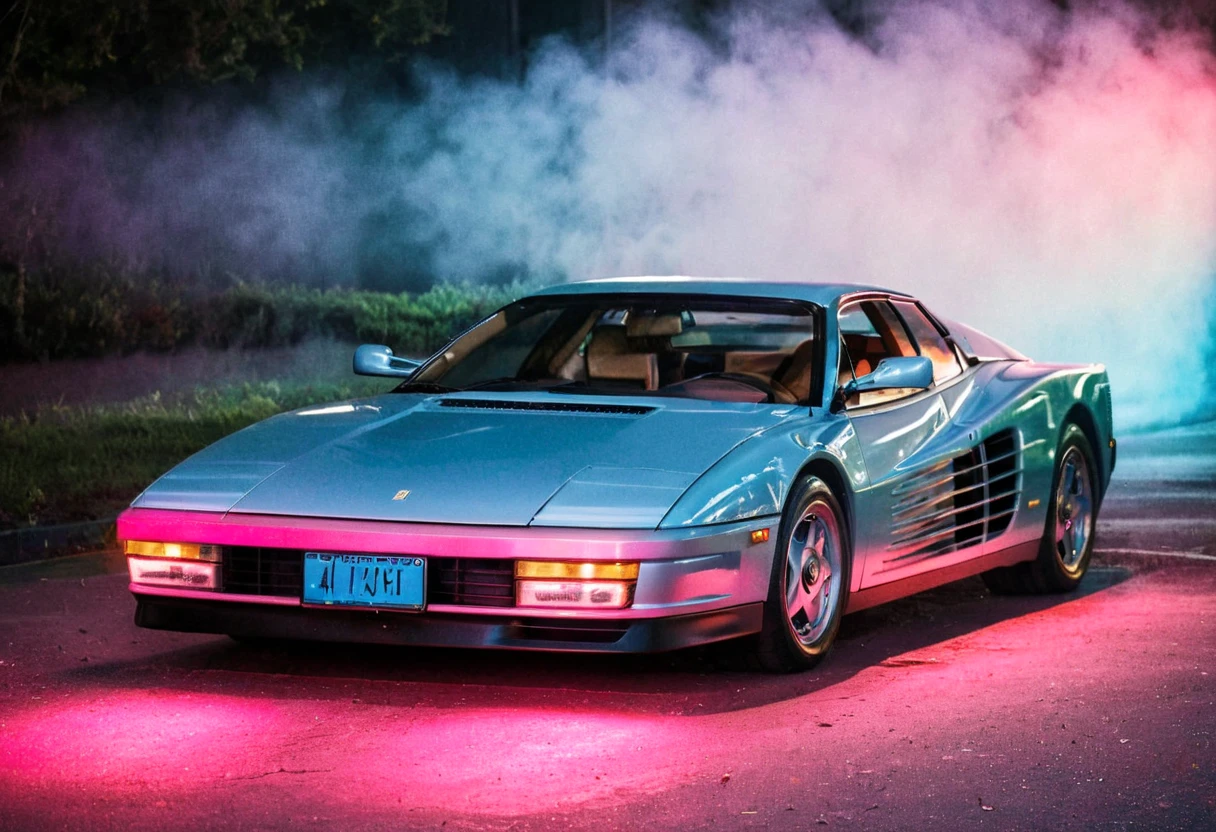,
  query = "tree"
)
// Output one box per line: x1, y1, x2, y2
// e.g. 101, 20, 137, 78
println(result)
0, 0, 450, 123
